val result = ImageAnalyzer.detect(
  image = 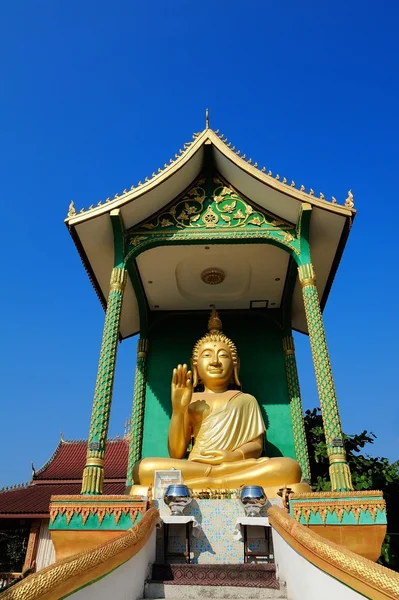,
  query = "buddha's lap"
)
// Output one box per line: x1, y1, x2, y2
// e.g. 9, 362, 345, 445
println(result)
135, 455, 300, 482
